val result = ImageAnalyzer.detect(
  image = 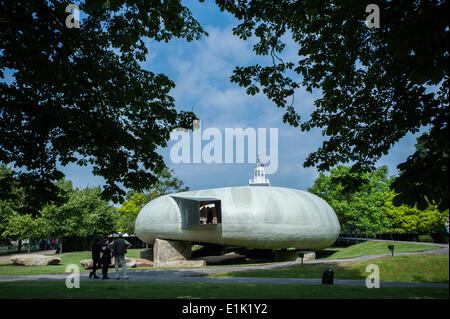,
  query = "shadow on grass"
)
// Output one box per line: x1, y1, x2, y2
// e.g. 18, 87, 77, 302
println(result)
316, 249, 341, 259
0, 281, 448, 299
